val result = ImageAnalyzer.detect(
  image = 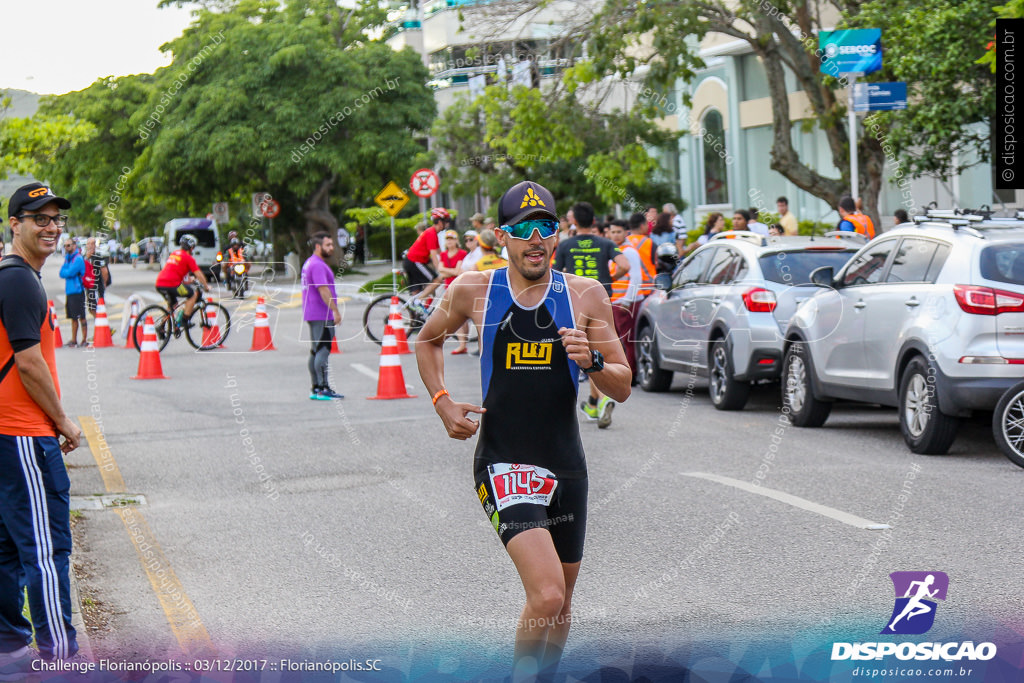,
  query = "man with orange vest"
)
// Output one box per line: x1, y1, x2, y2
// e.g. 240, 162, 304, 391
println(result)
837, 196, 876, 239
0, 183, 82, 668
625, 212, 658, 295
607, 220, 643, 384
